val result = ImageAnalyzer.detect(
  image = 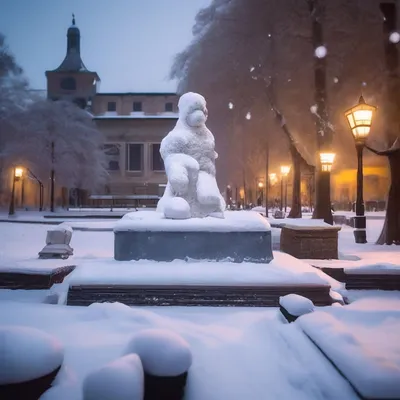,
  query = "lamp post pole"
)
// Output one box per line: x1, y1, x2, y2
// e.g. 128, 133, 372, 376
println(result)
280, 176, 283, 212
354, 143, 367, 243
284, 177, 288, 213
50, 141, 55, 212
8, 167, 16, 216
